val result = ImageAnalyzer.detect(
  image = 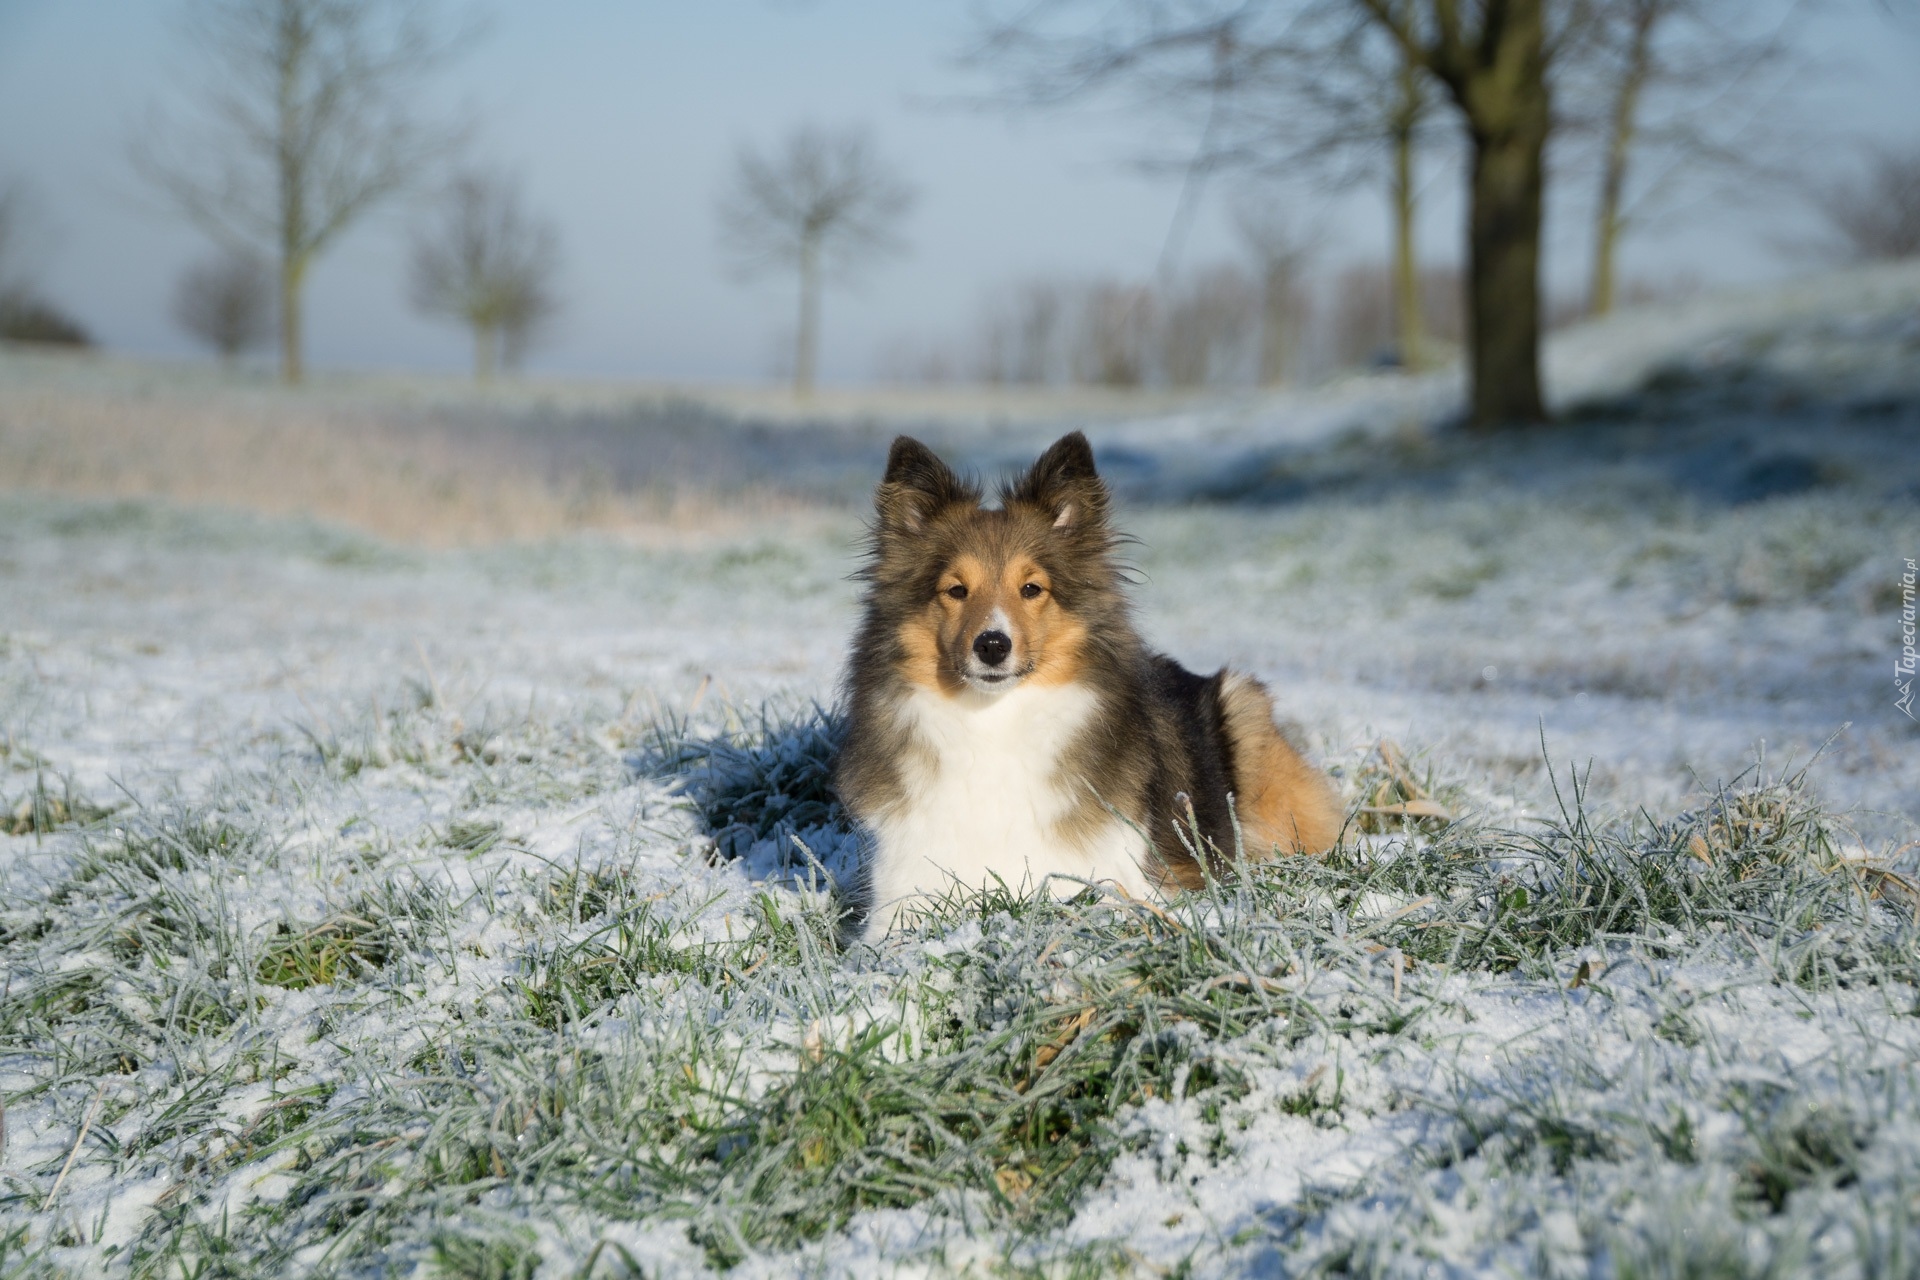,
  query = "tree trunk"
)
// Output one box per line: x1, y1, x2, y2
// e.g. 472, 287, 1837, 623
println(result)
1465, 120, 1548, 426
794, 237, 821, 396
1258, 263, 1290, 387
1460, 2, 1551, 428
1588, 173, 1621, 318
1360, 0, 1551, 425
279, 253, 304, 385
276, 27, 305, 386
1390, 59, 1425, 371
1589, 6, 1655, 318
